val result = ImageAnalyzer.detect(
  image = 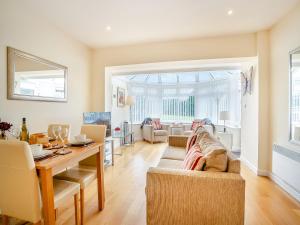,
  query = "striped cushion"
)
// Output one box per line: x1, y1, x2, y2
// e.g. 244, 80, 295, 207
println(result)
151, 119, 162, 130
191, 120, 204, 131
183, 144, 205, 170
186, 134, 197, 153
